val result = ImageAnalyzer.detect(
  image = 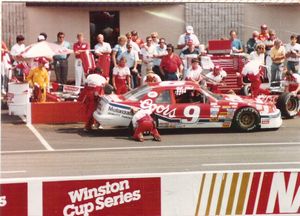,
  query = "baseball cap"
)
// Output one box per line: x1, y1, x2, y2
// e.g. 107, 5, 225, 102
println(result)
131, 30, 138, 36
214, 64, 221, 70
187, 39, 194, 45
37, 35, 45, 41
37, 57, 48, 64
186, 26, 194, 34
